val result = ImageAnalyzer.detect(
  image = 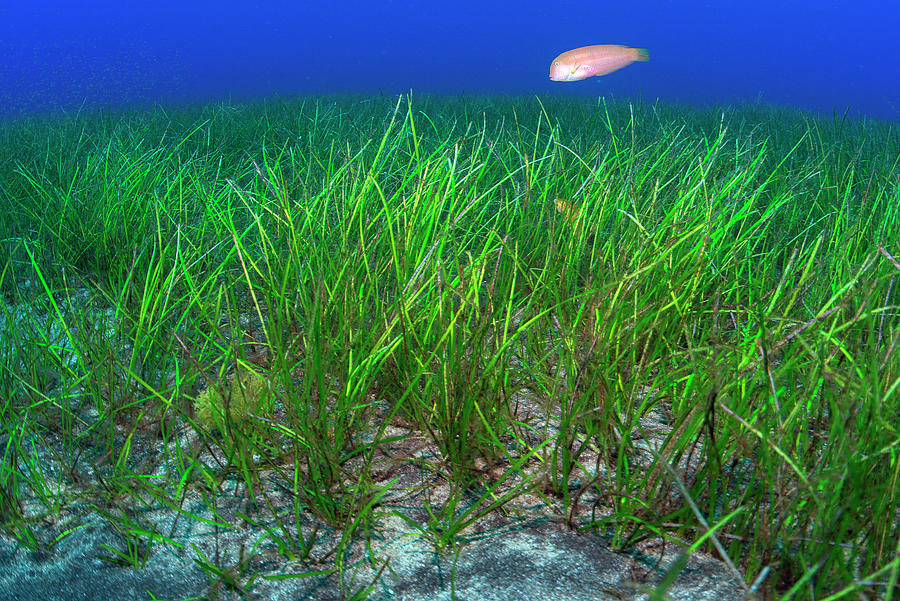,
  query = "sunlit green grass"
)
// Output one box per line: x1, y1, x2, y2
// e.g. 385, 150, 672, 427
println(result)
1, 92, 899, 600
